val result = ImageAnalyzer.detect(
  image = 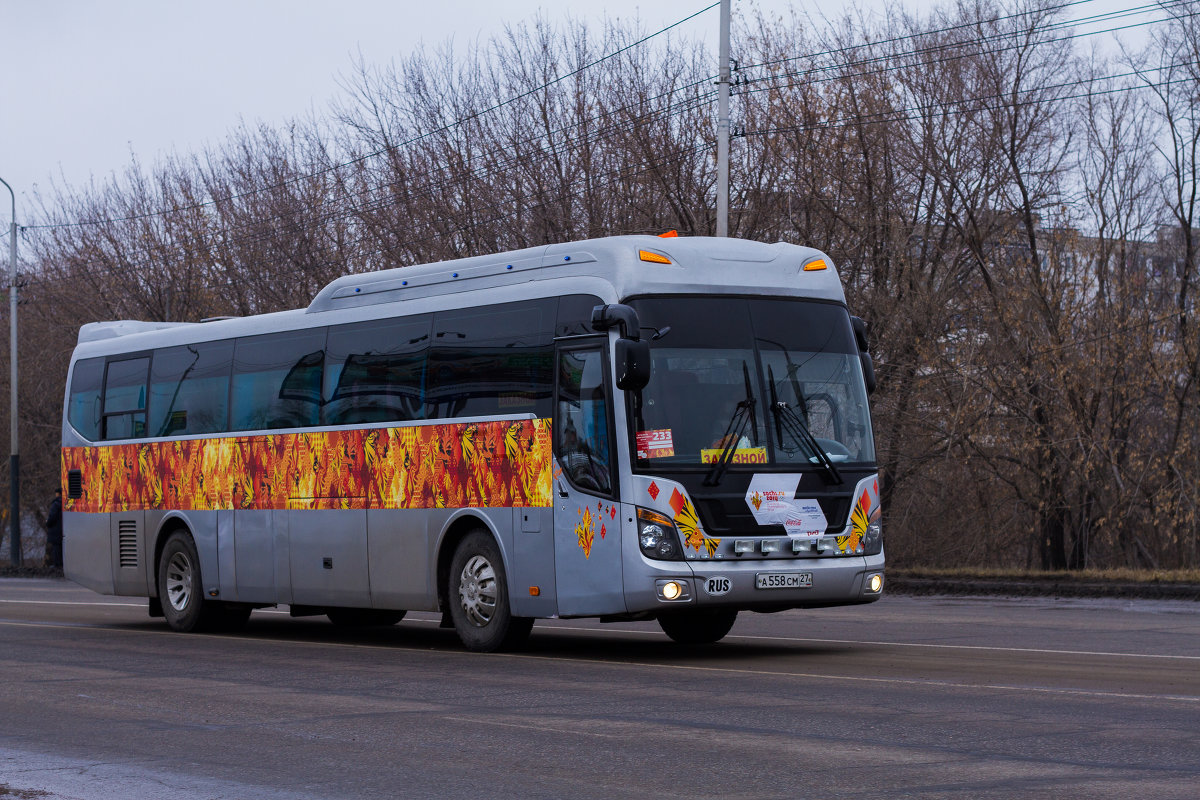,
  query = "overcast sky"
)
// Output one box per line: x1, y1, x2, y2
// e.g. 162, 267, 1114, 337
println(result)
2, 0, 1143, 216
0, 0, 834, 207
